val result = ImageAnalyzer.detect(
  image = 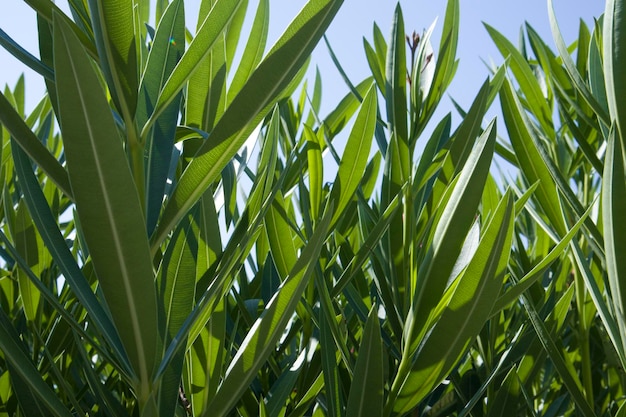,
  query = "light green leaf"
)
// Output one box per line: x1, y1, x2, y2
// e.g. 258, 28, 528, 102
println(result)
327, 84, 377, 227
385, 4, 407, 146
305, 125, 324, 221
500, 77, 566, 236
420, 0, 459, 127
12, 202, 41, 322
391, 190, 514, 413
227, 0, 269, 102
346, 307, 384, 417
408, 119, 497, 355
145, 0, 244, 132
151, 0, 344, 249
485, 23, 553, 133
88, 0, 139, 118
